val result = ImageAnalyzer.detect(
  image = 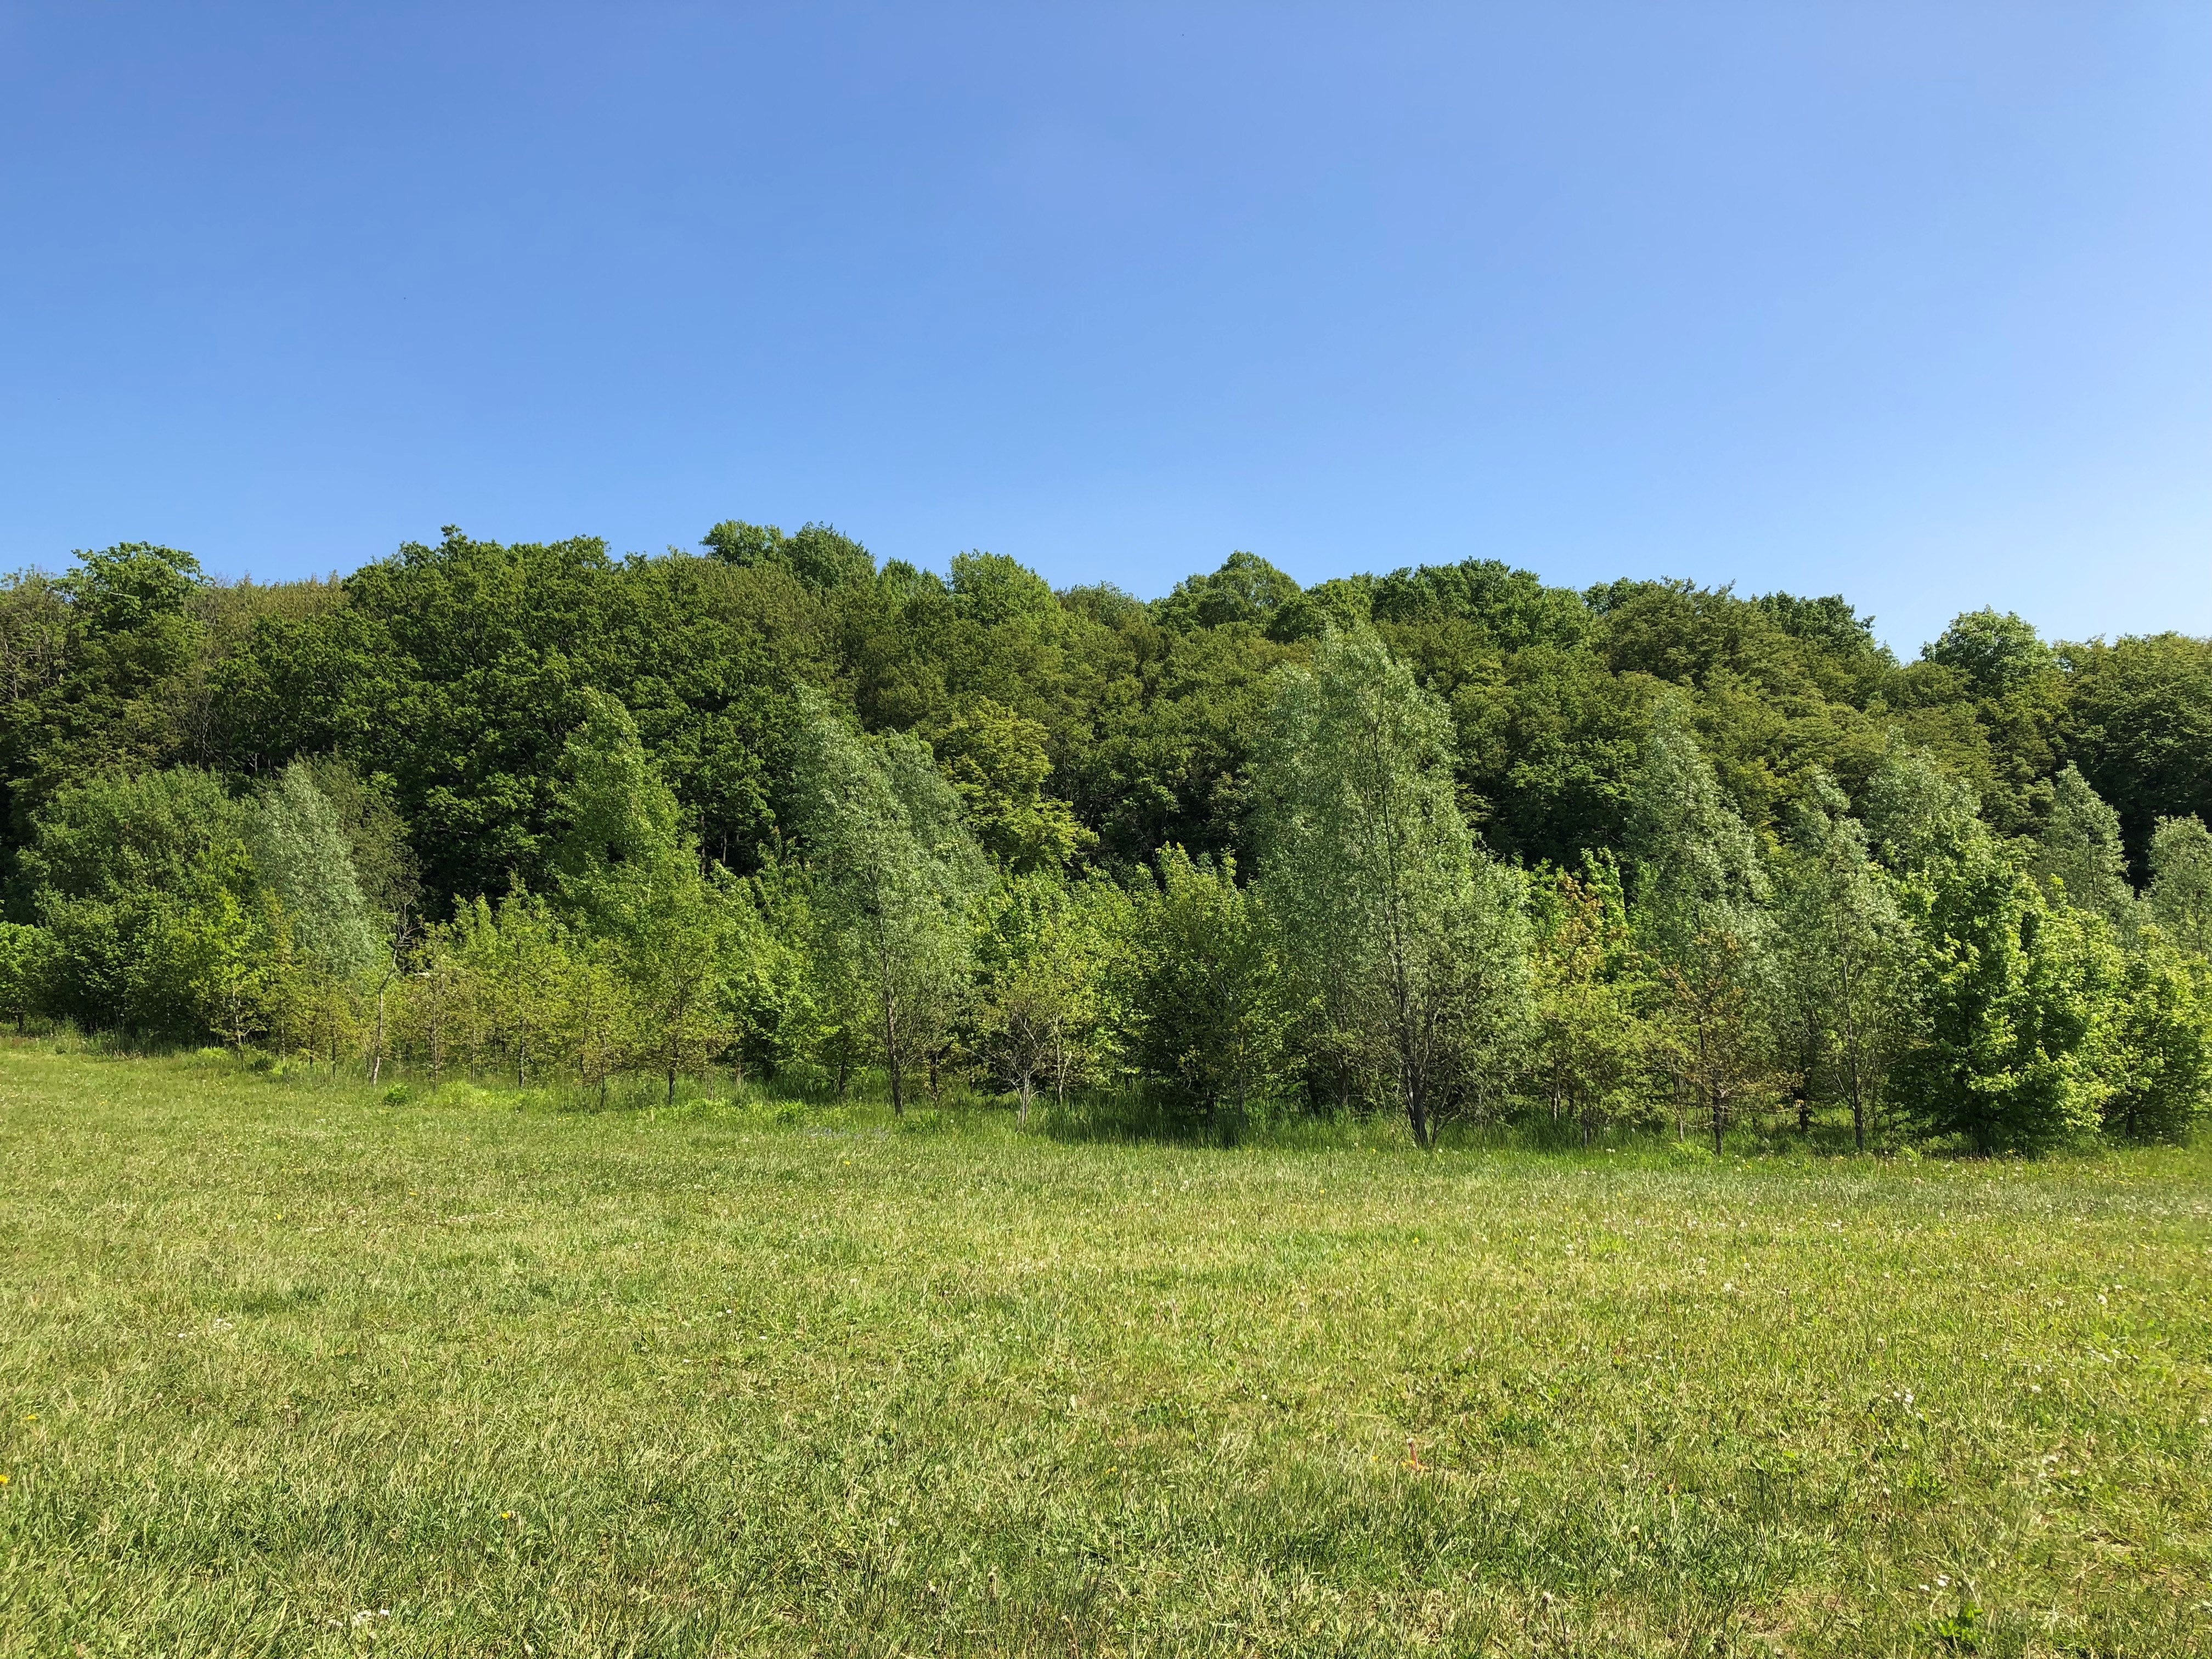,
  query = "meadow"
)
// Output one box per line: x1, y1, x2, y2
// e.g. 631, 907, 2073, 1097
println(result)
1, 1043, 2208, 1657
